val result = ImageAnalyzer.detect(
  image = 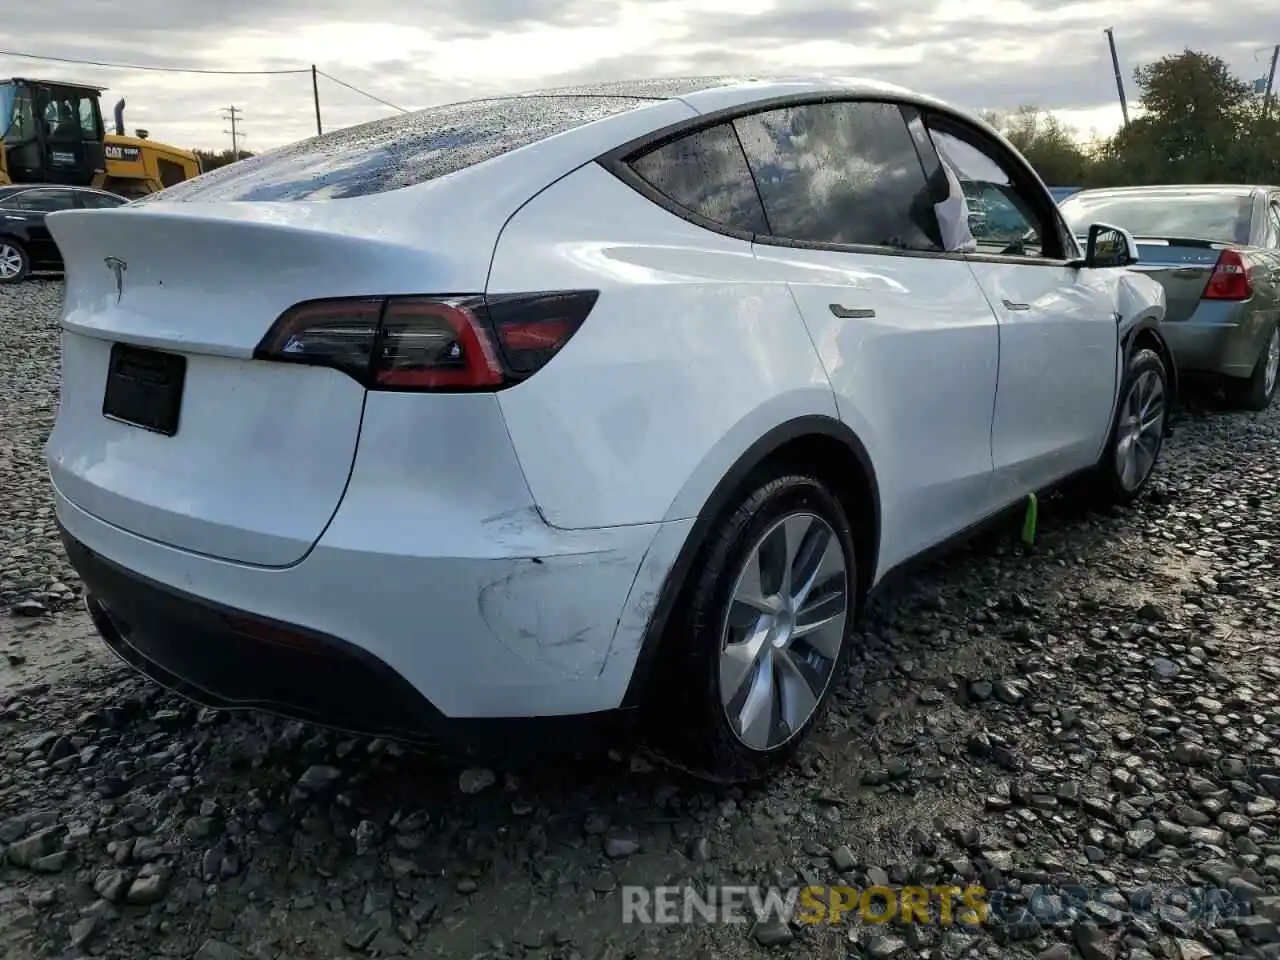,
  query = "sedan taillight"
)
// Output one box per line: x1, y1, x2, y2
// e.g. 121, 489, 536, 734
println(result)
1202, 249, 1253, 301
254, 291, 598, 391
